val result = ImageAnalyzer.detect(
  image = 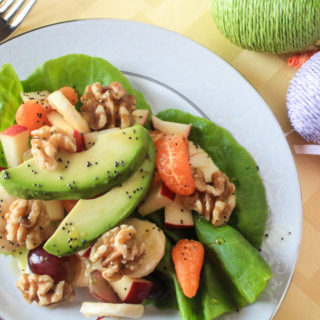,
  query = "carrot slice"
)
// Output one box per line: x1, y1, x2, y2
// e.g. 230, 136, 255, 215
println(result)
172, 239, 204, 298
59, 86, 78, 105
156, 134, 195, 195
15, 101, 50, 131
